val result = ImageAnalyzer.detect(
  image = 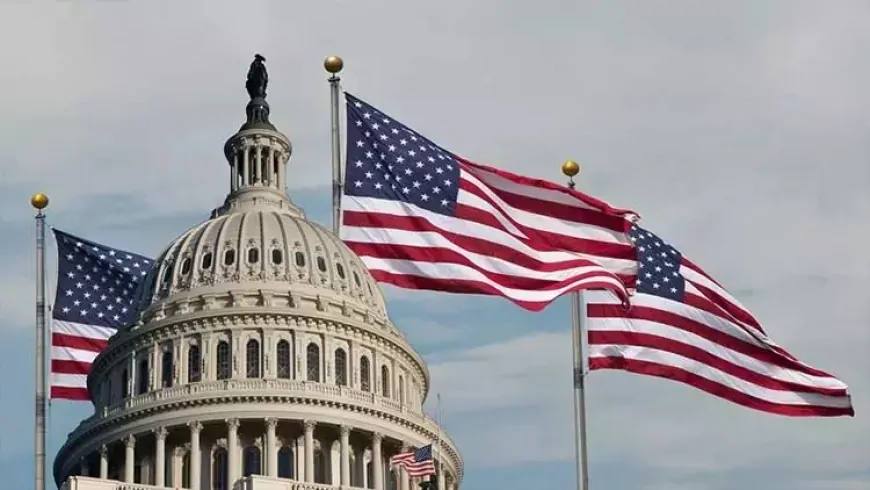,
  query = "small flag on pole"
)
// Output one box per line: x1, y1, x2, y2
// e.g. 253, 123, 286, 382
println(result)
391, 445, 436, 477
49, 229, 153, 401
340, 93, 637, 311
586, 223, 854, 417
